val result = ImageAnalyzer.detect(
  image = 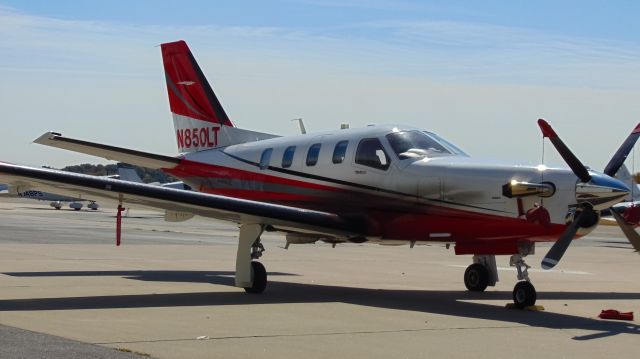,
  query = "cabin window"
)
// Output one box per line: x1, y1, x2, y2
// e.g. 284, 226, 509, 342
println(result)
332, 140, 349, 164
306, 143, 322, 166
355, 138, 390, 170
259, 148, 273, 170
282, 146, 296, 168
